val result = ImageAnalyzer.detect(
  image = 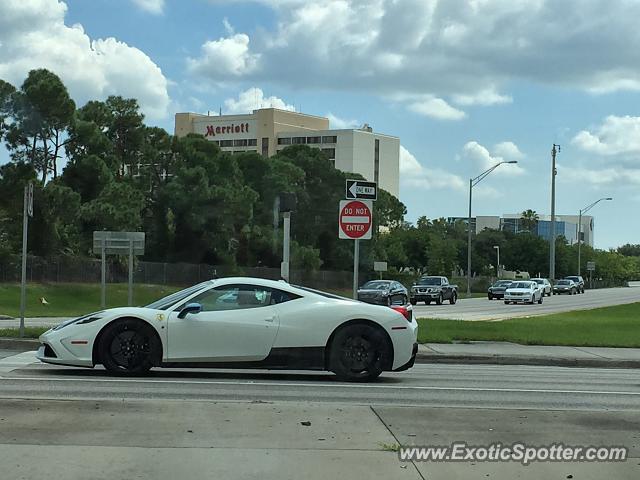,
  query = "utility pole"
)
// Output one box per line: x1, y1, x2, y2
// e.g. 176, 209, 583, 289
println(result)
549, 144, 559, 284
19, 183, 33, 338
